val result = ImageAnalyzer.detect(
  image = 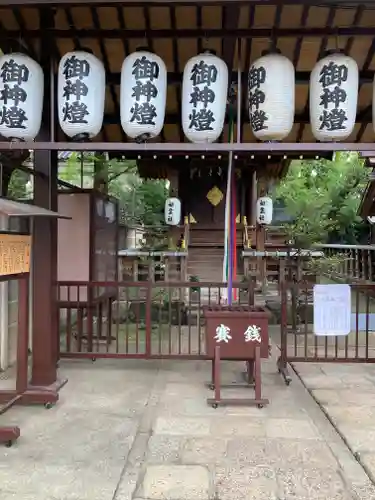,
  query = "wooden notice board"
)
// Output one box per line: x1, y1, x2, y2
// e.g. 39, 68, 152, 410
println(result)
0, 233, 31, 277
